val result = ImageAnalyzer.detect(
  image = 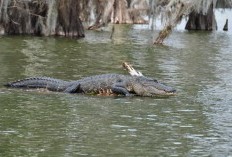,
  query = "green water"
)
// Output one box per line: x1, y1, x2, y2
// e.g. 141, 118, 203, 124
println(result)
0, 25, 232, 156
